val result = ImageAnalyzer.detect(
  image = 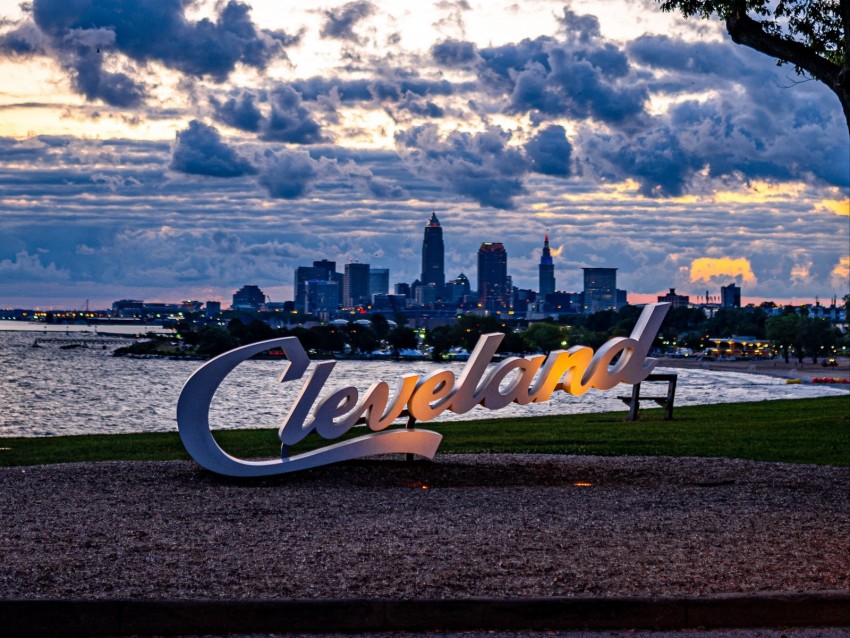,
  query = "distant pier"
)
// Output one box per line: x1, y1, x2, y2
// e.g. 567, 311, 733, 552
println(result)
31, 336, 141, 349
